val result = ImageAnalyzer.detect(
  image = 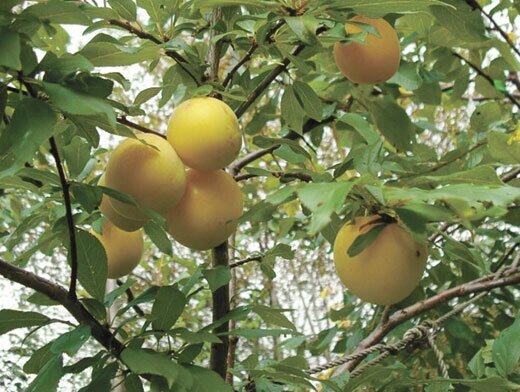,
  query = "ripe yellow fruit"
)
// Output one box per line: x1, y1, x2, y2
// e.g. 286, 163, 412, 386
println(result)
166, 97, 242, 171
334, 16, 400, 84
105, 133, 186, 221
92, 220, 144, 279
333, 216, 427, 305
98, 175, 148, 232
166, 169, 243, 250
